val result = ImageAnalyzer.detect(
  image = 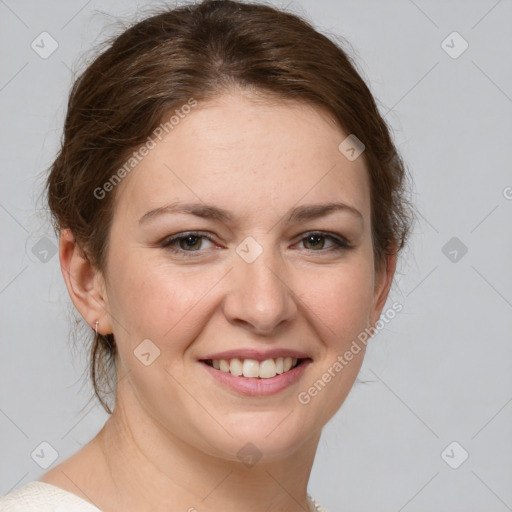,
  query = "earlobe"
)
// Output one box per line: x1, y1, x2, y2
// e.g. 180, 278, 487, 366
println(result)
369, 251, 397, 327
59, 228, 113, 334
